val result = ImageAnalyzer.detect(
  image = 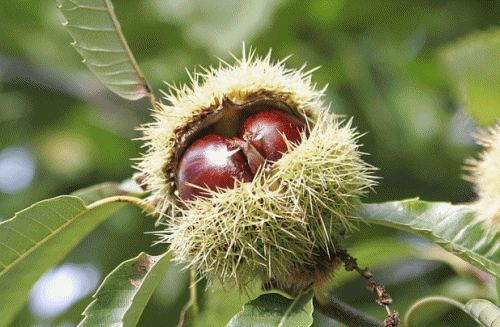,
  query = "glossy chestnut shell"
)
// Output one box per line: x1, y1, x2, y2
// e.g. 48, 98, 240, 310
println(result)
238, 109, 306, 162
176, 134, 253, 201
176, 109, 306, 201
